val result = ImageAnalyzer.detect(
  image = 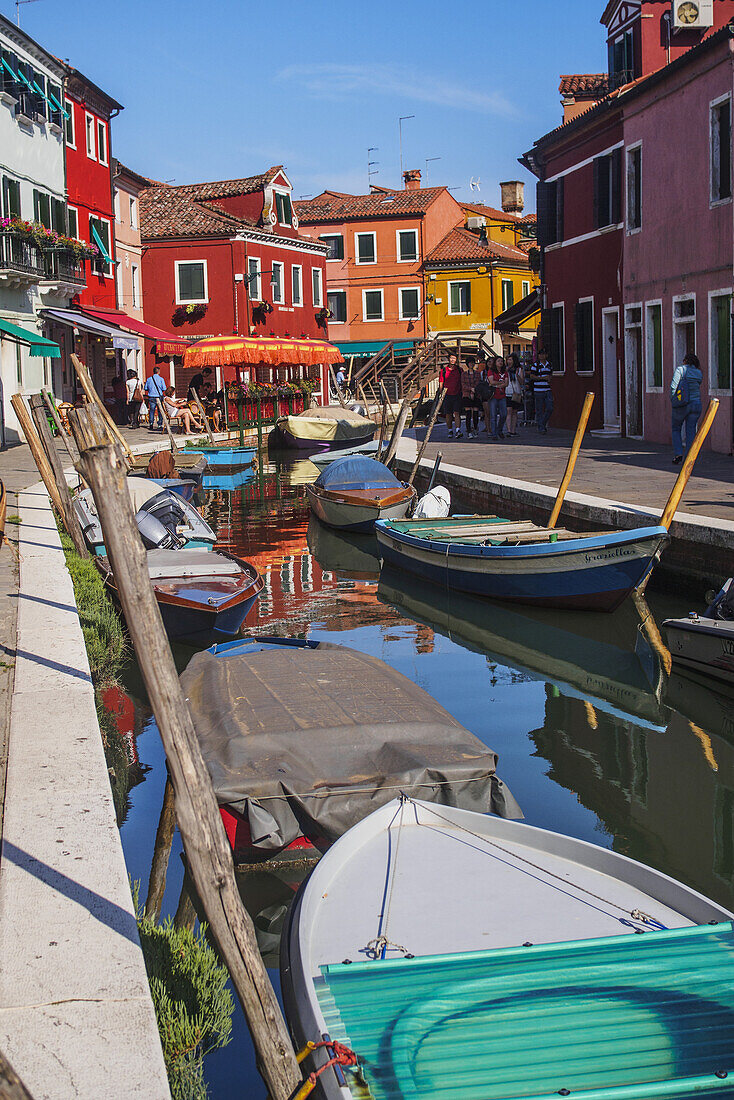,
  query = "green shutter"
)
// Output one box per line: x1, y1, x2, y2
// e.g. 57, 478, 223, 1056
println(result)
716, 295, 731, 390
652, 305, 662, 388
51, 199, 66, 234
450, 283, 460, 312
